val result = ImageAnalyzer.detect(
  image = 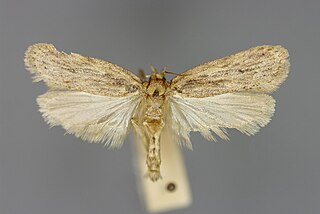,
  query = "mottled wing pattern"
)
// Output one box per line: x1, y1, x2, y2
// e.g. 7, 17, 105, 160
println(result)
168, 45, 289, 147
25, 43, 144, 148
25, 43, 142, 97
171, 45, 289, 98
